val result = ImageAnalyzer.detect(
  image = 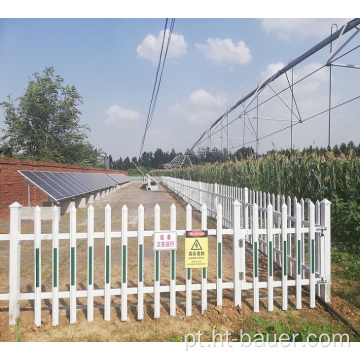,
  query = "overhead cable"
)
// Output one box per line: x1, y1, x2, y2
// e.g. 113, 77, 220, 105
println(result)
139, 18, 175, 159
